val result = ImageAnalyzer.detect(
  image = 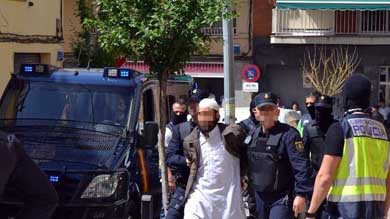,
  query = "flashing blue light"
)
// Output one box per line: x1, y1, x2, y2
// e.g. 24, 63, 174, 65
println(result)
24, 66, 33, 73
20, 64, 49, 75
104, 68, 134, 79
49, 175, 59, 183
119, 69, 129, 77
